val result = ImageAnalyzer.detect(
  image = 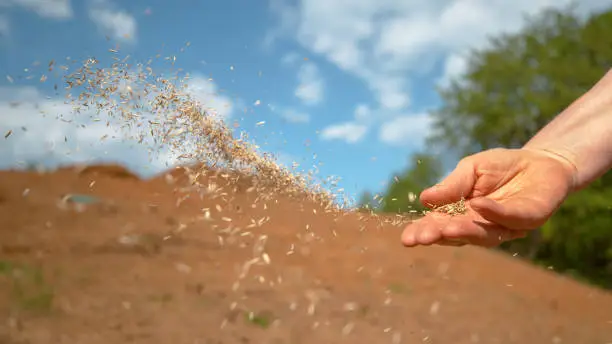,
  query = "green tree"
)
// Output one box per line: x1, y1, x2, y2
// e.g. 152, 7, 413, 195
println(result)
356, 190, 376, 212
381, 153, 443, 214
427, 5, 612, 288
